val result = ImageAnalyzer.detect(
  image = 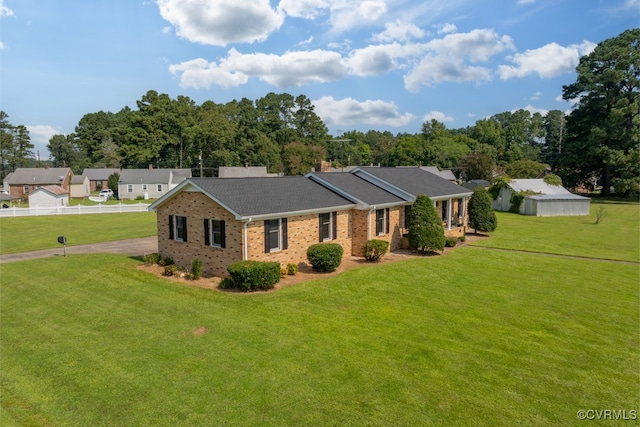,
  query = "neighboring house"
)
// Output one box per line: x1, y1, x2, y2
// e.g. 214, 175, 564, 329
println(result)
218, 166, 279, 178
28, 185, 69, 207
82, 168, 120, 192
3, 167, 72, 199
70, 175, 91, 198
417, 166, 457, 182
492, 179, 590, 216
118, 167, 192, 200
149, 167, 472, 278
462, 179, 491, 191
